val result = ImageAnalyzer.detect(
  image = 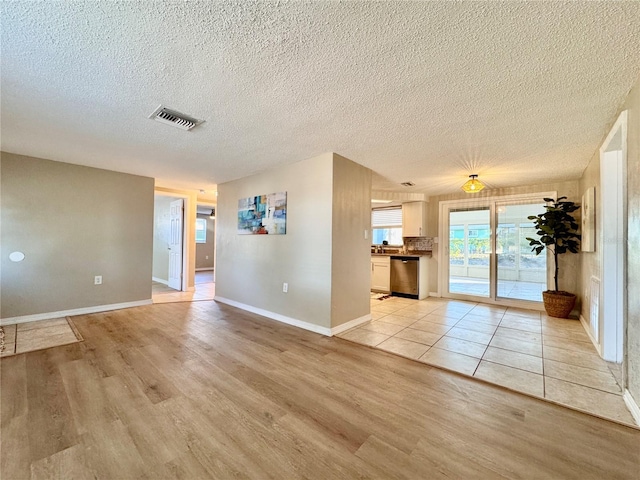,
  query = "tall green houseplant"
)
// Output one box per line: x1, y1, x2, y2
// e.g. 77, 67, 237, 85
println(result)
526, 197, 581, 318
